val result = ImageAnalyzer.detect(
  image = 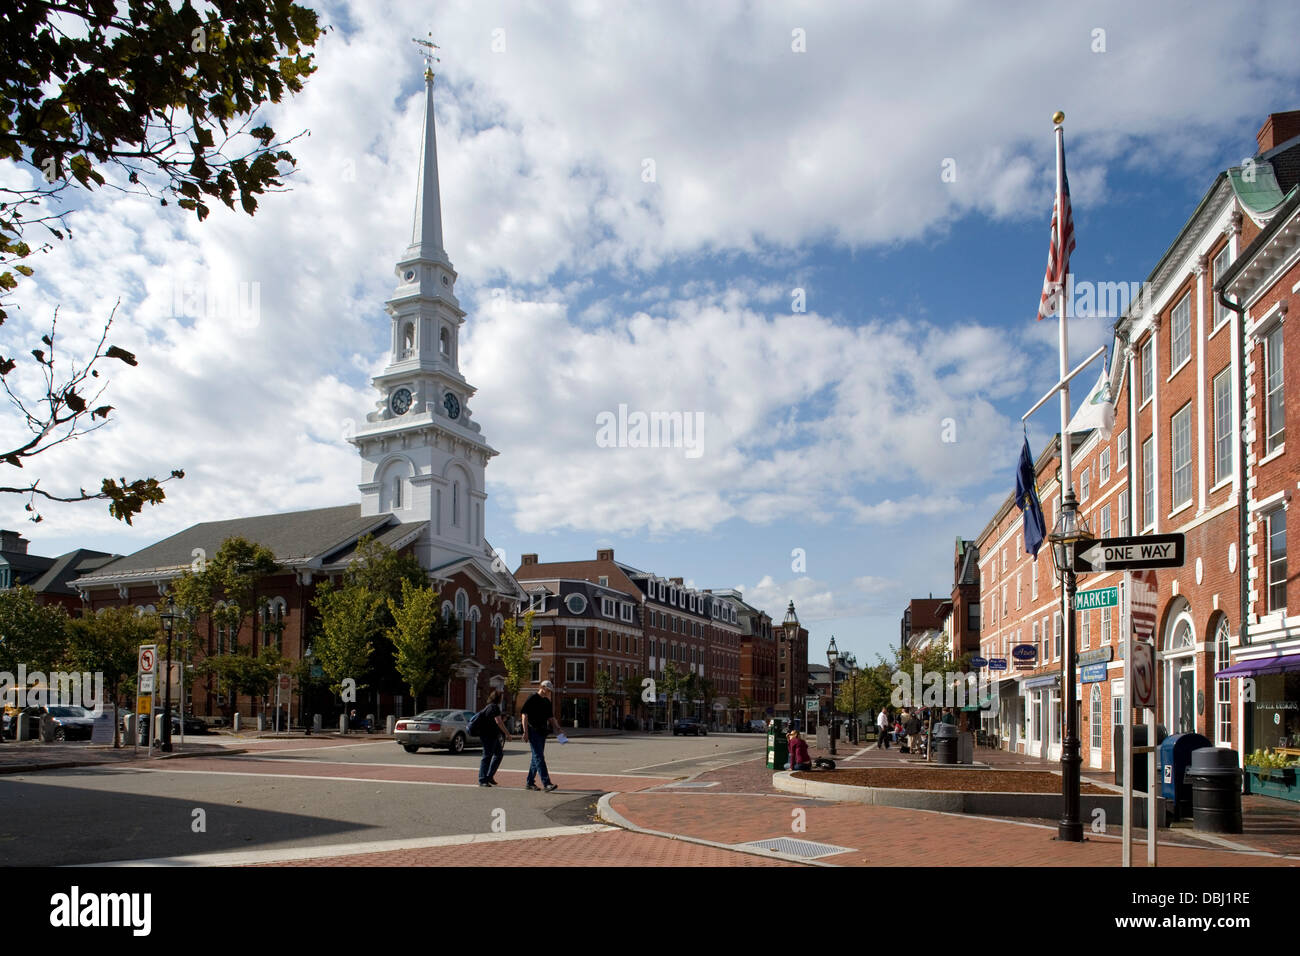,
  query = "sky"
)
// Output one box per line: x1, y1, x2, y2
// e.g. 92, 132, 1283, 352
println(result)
3, 1, 1300, 667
